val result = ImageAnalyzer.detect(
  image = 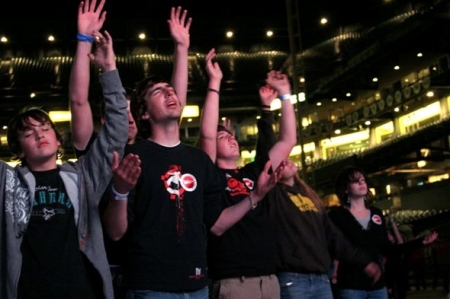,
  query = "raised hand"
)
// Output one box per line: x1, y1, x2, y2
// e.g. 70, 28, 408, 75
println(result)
168, 6, 192, 49
265, 70, 291, 96
259, 84, 278, 107
205, 48, 223, 81
88, 30, 116, 72
77, 0, 106, 36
